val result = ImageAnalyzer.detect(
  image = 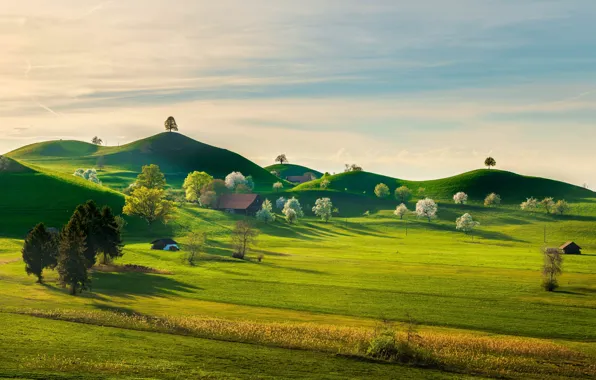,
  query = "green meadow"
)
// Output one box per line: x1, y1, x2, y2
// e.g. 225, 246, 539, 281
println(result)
1, 133, 595, 379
